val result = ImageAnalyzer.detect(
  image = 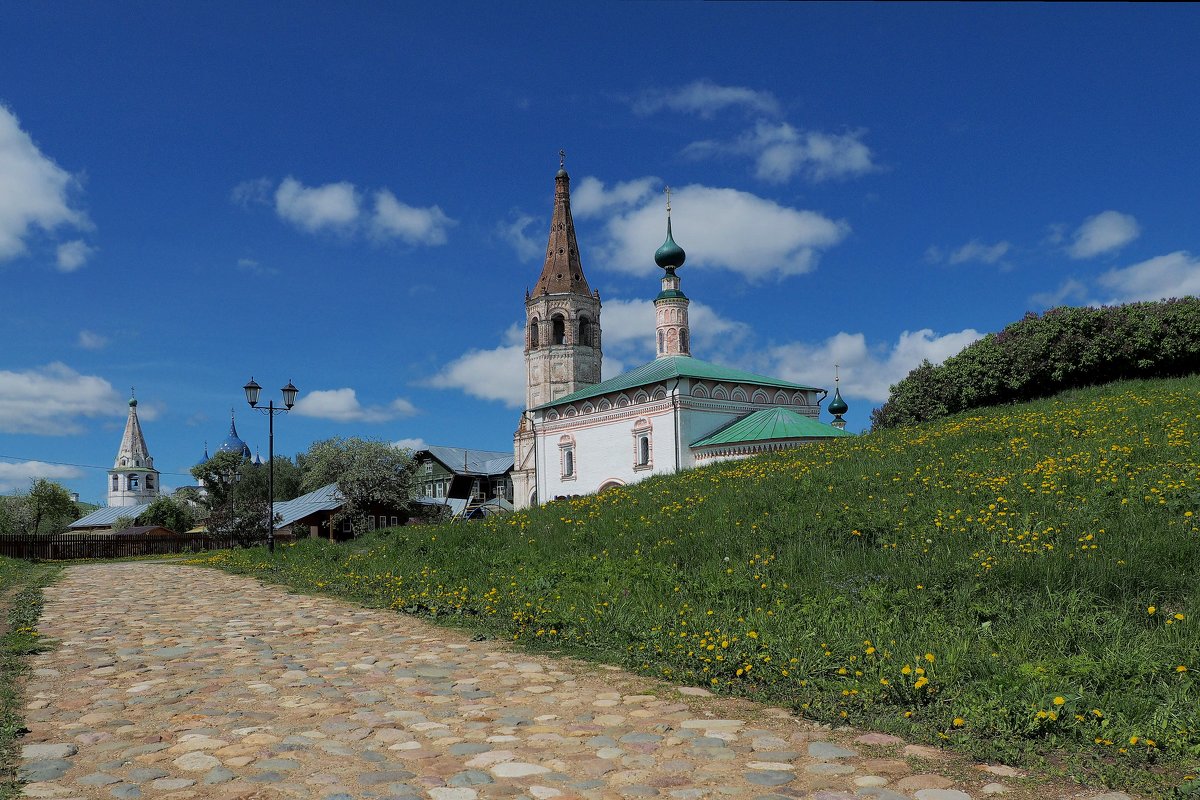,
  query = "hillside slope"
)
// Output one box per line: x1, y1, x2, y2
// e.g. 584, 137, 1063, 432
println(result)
199, 376, 1200, 794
